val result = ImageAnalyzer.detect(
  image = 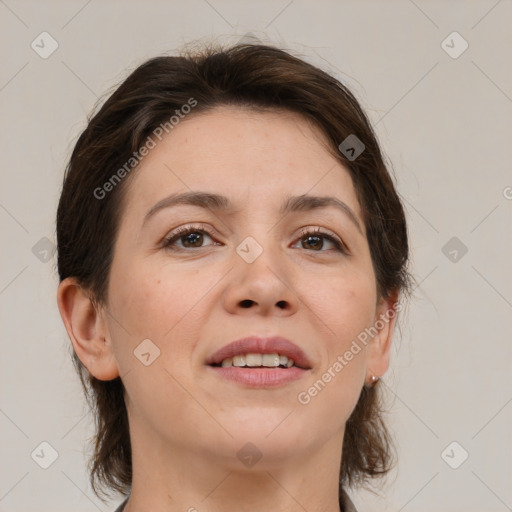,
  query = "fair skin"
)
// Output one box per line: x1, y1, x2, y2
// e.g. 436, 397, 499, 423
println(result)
57, 106, 397, 512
